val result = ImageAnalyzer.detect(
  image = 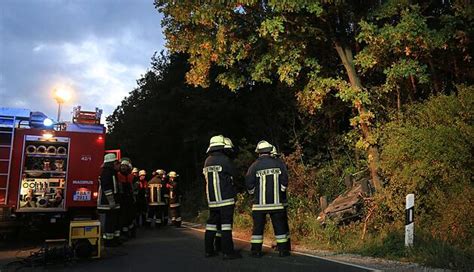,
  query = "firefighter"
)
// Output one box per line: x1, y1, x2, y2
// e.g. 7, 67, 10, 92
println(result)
158, 170, 170, 226
209, 137, 240, 253
203, 135, 241, 260
131, 167, 140, 226
132, 167, 140, 197
117, 158, 136, 238
136, 170, 148, 227
147, 169, 168, 227
167, 171, 182, 227
246, 140, 290, 257
271, 146, 291, 252
132, 167, 139, 178
97, 153, 121, 247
